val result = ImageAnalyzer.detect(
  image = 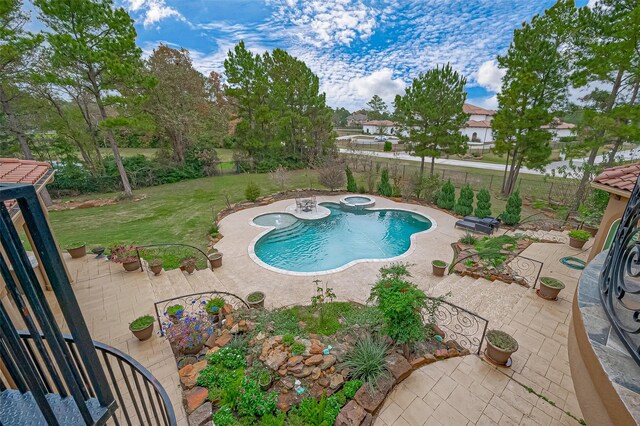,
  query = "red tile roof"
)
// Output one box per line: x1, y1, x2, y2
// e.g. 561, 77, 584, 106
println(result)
0, 158, 52, 214
363, 120, 397, 126
466, 119, 492, 128
592, 163, 640, 195
463, 103, 496, 116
